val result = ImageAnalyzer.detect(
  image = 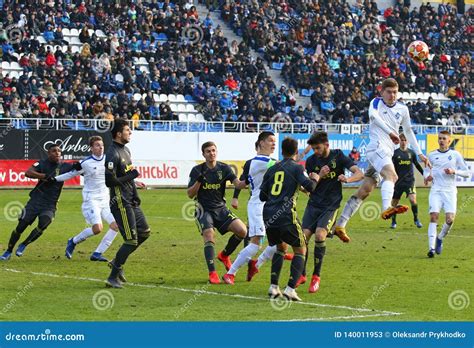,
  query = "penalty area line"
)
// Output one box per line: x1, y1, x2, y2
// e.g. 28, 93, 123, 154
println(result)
2, 268, 402, 318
